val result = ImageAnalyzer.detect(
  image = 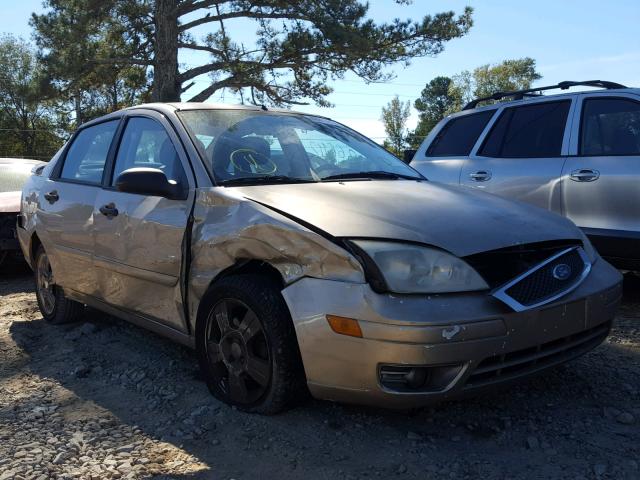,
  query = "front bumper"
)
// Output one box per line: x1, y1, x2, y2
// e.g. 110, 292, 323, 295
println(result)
282, 258, 622, 409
